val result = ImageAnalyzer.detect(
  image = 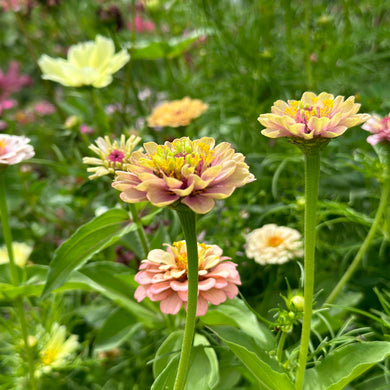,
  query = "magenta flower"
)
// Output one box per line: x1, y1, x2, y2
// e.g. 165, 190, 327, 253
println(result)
0, 134, 34, 165
33, 101, 55, 116
258, 92, 369, 140
128, 14, 155, 33
0, 61, 32, 102
362, 114, 390, 145
112, 137, 255, 214
134, 241, 241, 316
